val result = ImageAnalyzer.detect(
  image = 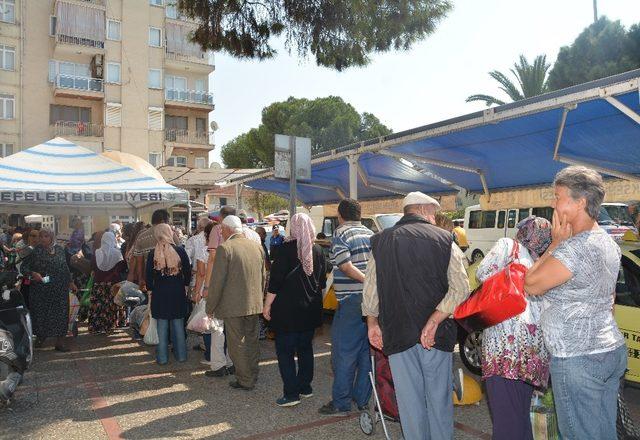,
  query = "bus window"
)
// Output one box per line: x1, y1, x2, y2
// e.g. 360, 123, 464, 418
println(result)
481, 211, 496, 228
518, 208, 530, 222
497, 211, 506, 229
532, 207, 553, 221
507, 210, 517, 228
469, 210, 481, 229
362, 218, 378, 233
322, 218, 335, 237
